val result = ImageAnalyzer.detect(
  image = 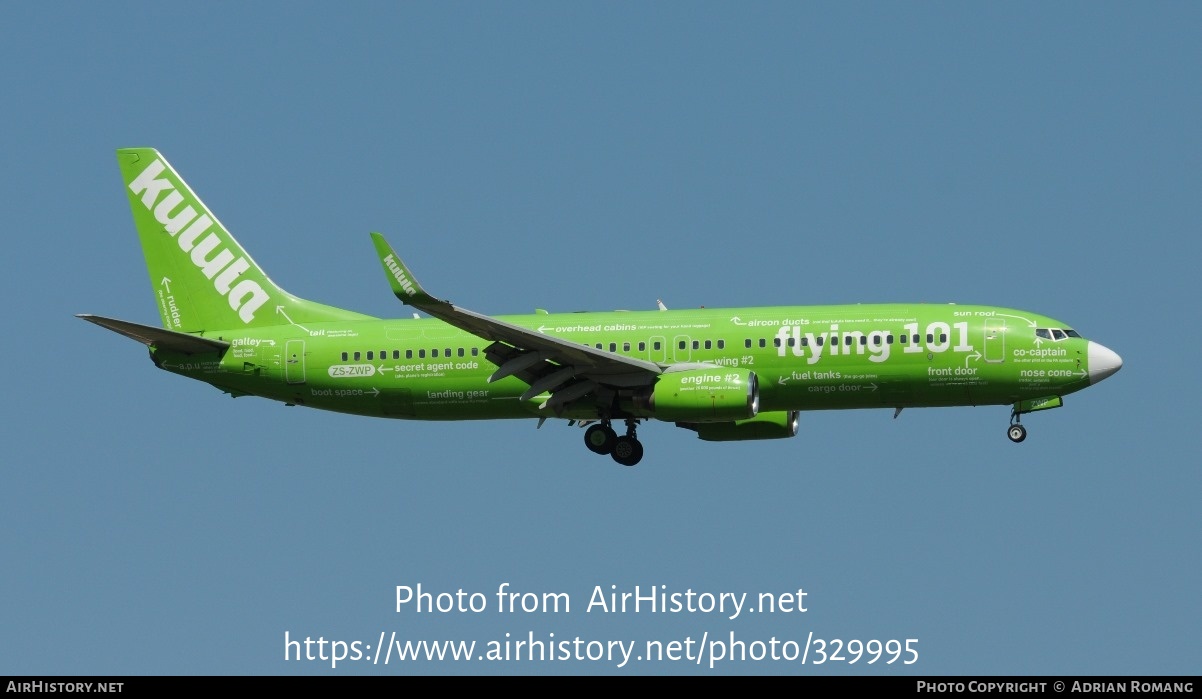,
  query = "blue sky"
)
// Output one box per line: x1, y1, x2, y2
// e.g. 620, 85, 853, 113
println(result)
2, 2, 1198, 675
